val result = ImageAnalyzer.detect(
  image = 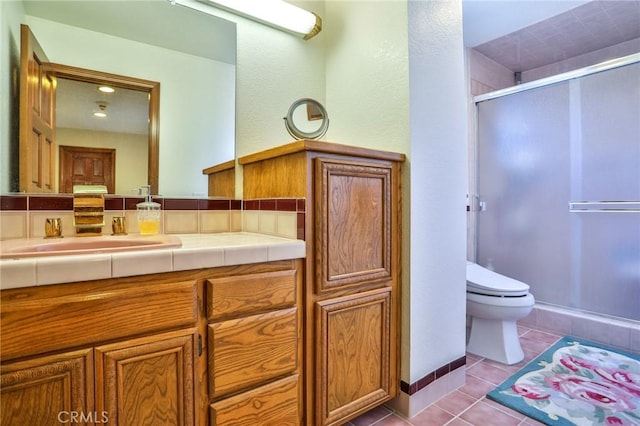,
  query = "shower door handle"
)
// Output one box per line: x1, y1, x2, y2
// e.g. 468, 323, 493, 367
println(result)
569, 201, 640, 212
